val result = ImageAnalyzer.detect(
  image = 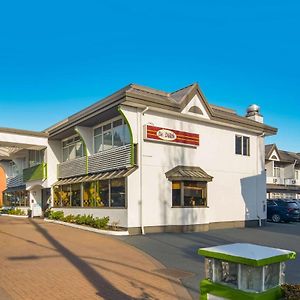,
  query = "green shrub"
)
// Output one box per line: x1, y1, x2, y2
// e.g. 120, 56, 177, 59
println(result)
63, 214, 76, 223
92, 216, 109, 229
48, 210, 64, 220
8, 208, 25, 215
46, 210, 110, 230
